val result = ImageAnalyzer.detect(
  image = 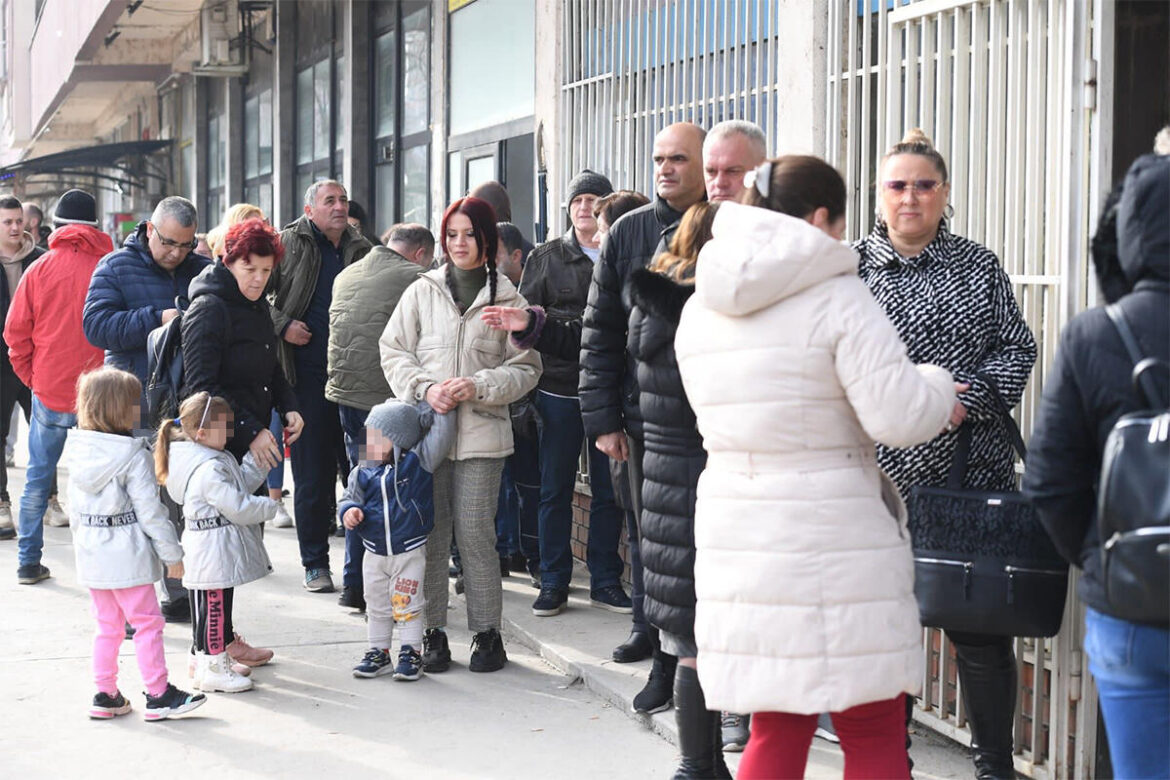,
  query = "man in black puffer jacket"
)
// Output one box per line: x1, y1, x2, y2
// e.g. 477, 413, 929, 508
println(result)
579, 121, 707, 713
1024, 152, 1169, 779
